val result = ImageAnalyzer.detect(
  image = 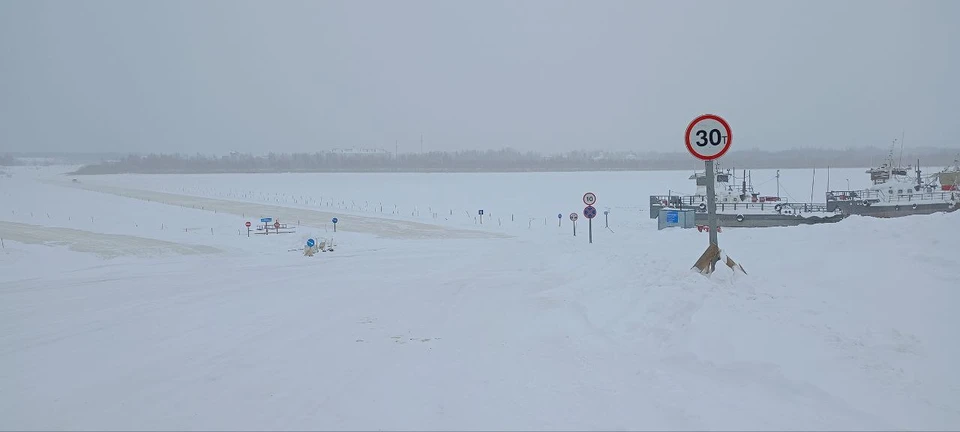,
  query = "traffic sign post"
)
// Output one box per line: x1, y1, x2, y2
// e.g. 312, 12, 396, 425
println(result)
583, 205, 597, 243
303, 238, 318, 257
705, 159, 718, 247
569, 212, 578, 236
685, 113, 745, 275
603, 210, 609, 229
274, 221, 281, 234
558, 213, 562, 227
245, 221, 251, 237
686, 114, 731, 251
332, 217, 338, 232
479, 209, 484, 225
